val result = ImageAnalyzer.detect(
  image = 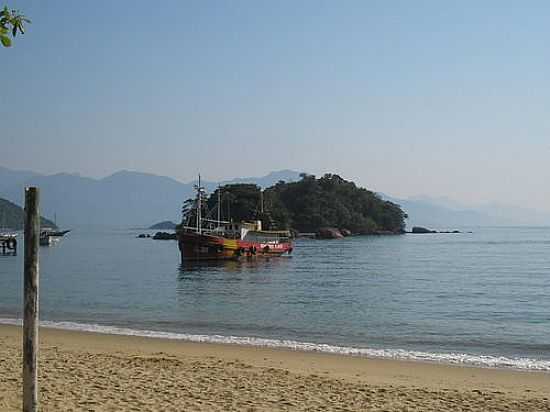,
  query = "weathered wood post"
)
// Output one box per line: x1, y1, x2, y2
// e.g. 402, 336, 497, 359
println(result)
23, 187, 40, 412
